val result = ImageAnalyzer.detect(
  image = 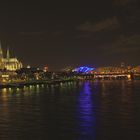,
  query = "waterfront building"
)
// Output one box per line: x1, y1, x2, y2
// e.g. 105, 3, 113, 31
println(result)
0, 42, 23, 71
73, 66, 94, 74
0, 70, 17, 82
132, 66, 140, 73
